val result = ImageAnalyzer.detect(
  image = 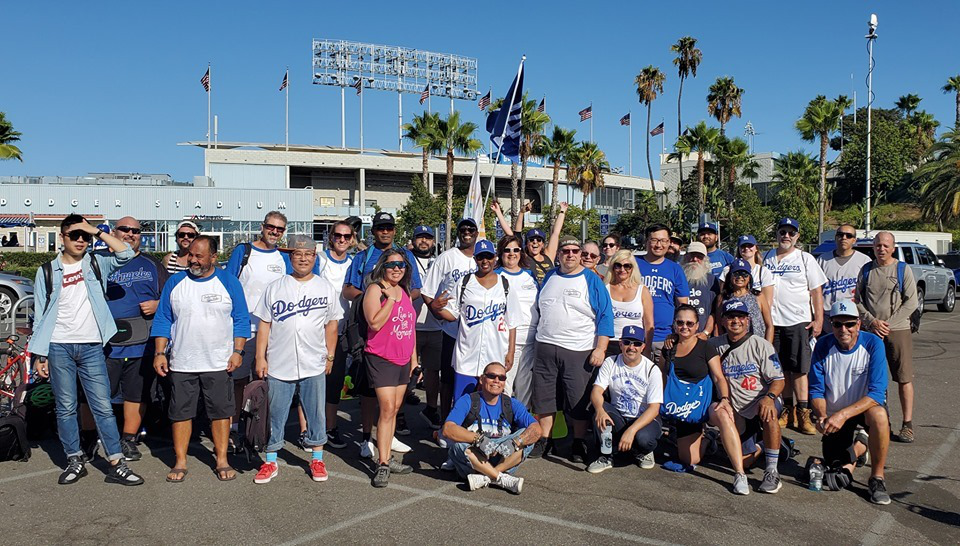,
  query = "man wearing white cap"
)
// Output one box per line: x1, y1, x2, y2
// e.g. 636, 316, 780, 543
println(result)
682, 241, 721, 334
